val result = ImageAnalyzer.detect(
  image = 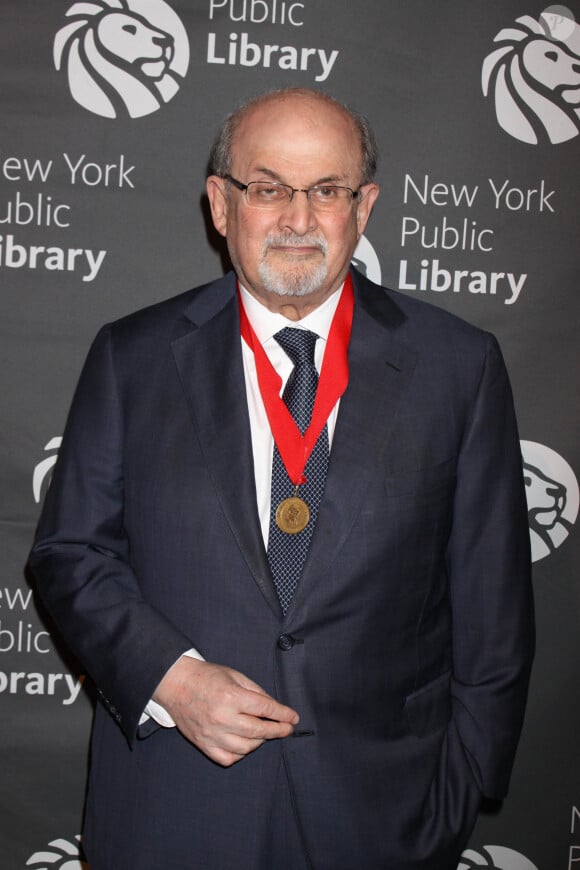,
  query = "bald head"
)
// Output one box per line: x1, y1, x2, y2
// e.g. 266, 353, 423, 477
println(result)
208, 88, 378, 186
